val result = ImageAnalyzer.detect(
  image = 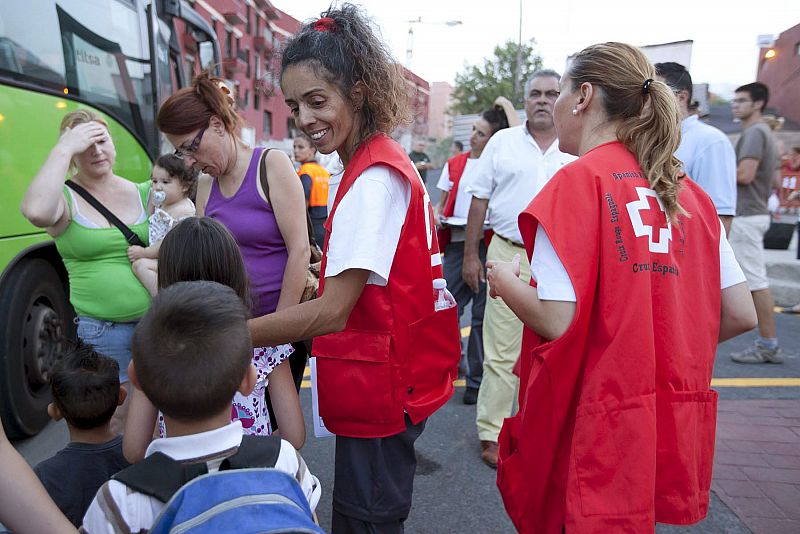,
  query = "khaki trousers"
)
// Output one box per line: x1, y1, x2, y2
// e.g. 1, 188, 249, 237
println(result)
476, 235, 531, 442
